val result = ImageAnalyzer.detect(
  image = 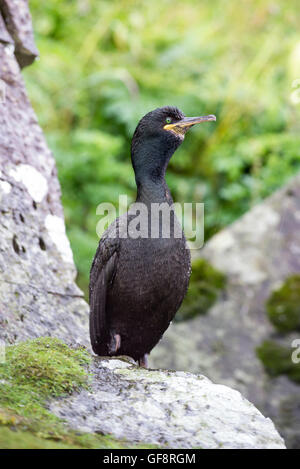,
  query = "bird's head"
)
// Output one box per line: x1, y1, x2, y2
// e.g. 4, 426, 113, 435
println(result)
131, 106, 216, 182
